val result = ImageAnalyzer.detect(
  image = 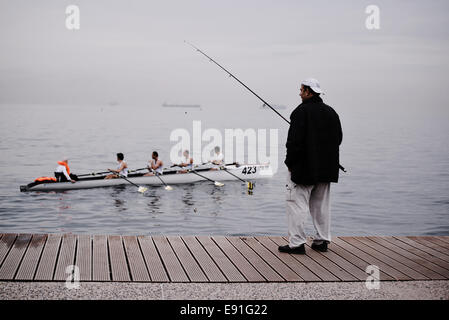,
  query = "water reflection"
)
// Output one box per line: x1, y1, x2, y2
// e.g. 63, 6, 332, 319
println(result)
181, 185, 195, 207
145, 188, 162, 214
209, 185, 225, 216
110, 185, 127, 212
55, 191, 72, 233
